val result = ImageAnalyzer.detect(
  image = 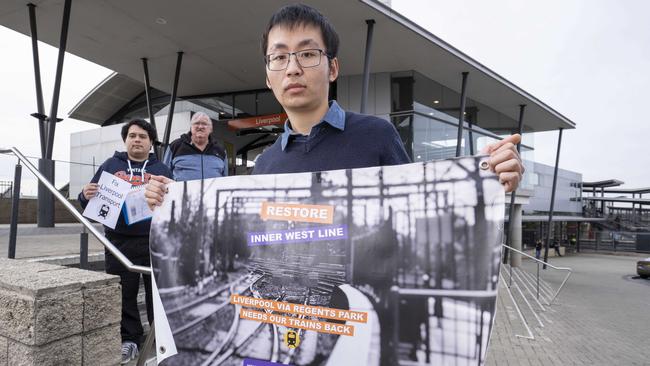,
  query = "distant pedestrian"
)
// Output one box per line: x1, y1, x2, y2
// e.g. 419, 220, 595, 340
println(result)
535, 240, 542, 260
553, 239, 562, 257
